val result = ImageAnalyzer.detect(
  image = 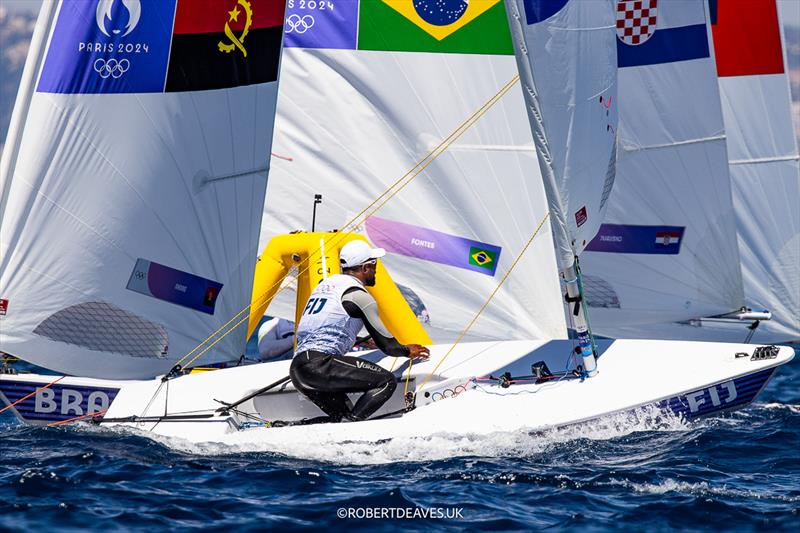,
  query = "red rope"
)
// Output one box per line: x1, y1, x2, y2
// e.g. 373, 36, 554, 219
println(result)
0, 375, 65, 415
47, 409, 107, 427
